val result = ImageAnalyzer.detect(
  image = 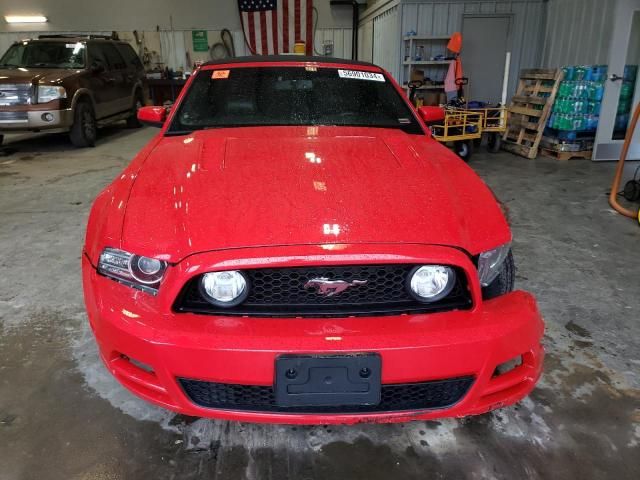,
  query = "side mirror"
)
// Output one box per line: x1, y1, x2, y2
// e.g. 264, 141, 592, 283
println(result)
417, 106, 445, 124
90, 61, 105, 74
137, 106, 167, 127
